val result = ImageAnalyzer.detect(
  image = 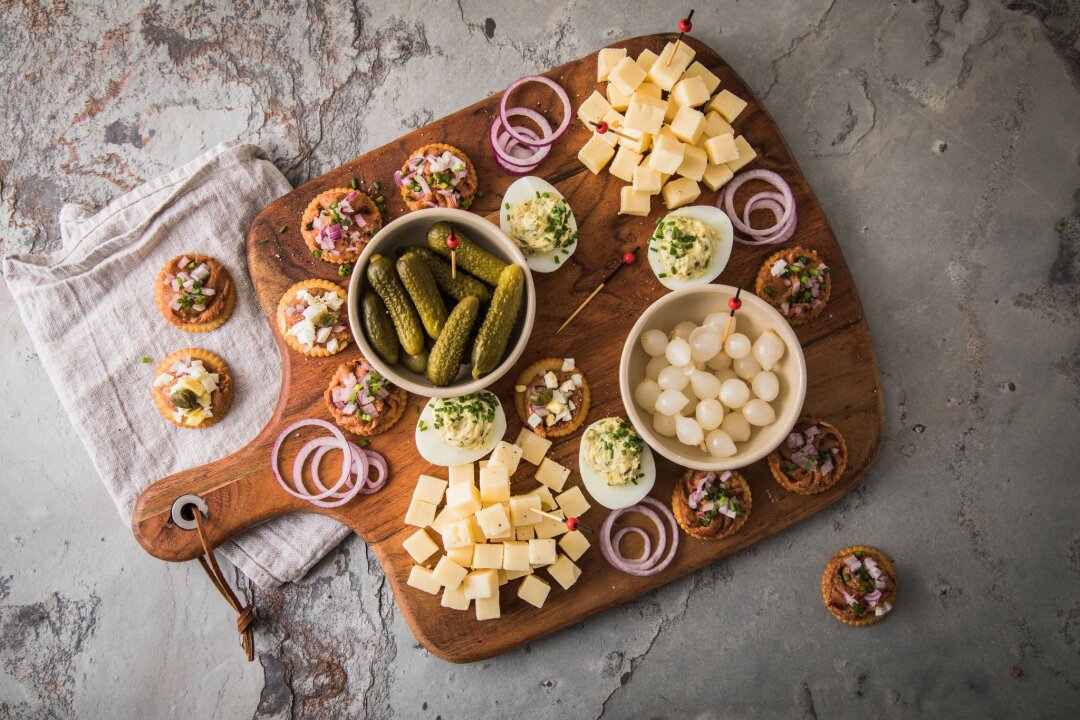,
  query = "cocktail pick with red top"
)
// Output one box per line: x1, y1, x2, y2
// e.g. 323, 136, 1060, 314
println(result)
446, 224, 460, 279
667, 9, 695, 66
721, 287, 742, 346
